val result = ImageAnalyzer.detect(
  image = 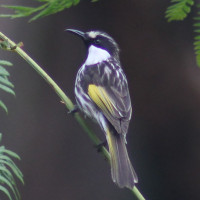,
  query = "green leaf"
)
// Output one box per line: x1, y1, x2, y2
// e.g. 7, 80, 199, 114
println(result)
2, 5, 35, 12
0, 59, 15, 113
194, 16, 200, 21
0, 185, 12, 200
0, 84, 15, 96
194, 4, 200, 67
194, 29, 200, 33
0, 154, 23, 182
0, 77, 14, 88
0, 149, 20, 161
0, 176, 19, 200
0, 134, 24, 200
0, 66, 10, 76
0, 100, 8, 114
0, 0, 81, 22
194, 40, 200, 45
194, 35, 200, 40
74, 0, 80, 5
1, 4, 48, 19
194, 49, 200, 55
29, 1, 74, 21
196, 54, 200, 66
194, 23, 200, 27
165, 0, 194, 22
0, 60, 13, 66
194, 45, 200, 50
0, 166, 15, 182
